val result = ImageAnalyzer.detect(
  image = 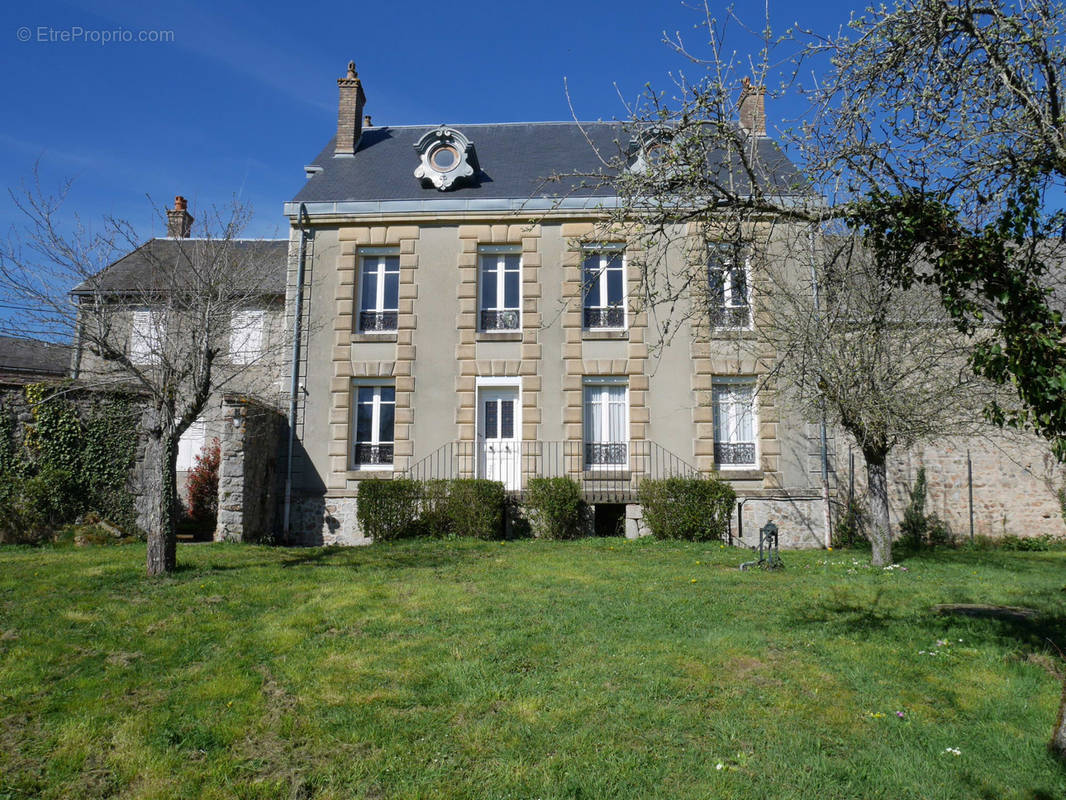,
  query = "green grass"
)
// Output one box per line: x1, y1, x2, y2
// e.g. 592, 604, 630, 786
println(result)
1, 539, 1065, 799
